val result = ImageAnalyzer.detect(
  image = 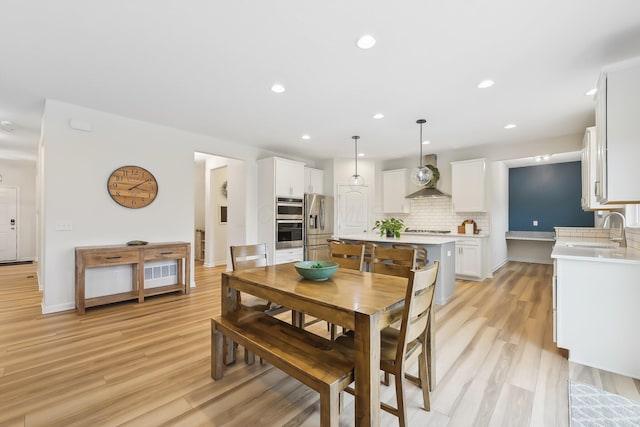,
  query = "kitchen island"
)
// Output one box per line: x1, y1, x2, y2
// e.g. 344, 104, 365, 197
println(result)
333, 233, 456, 306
